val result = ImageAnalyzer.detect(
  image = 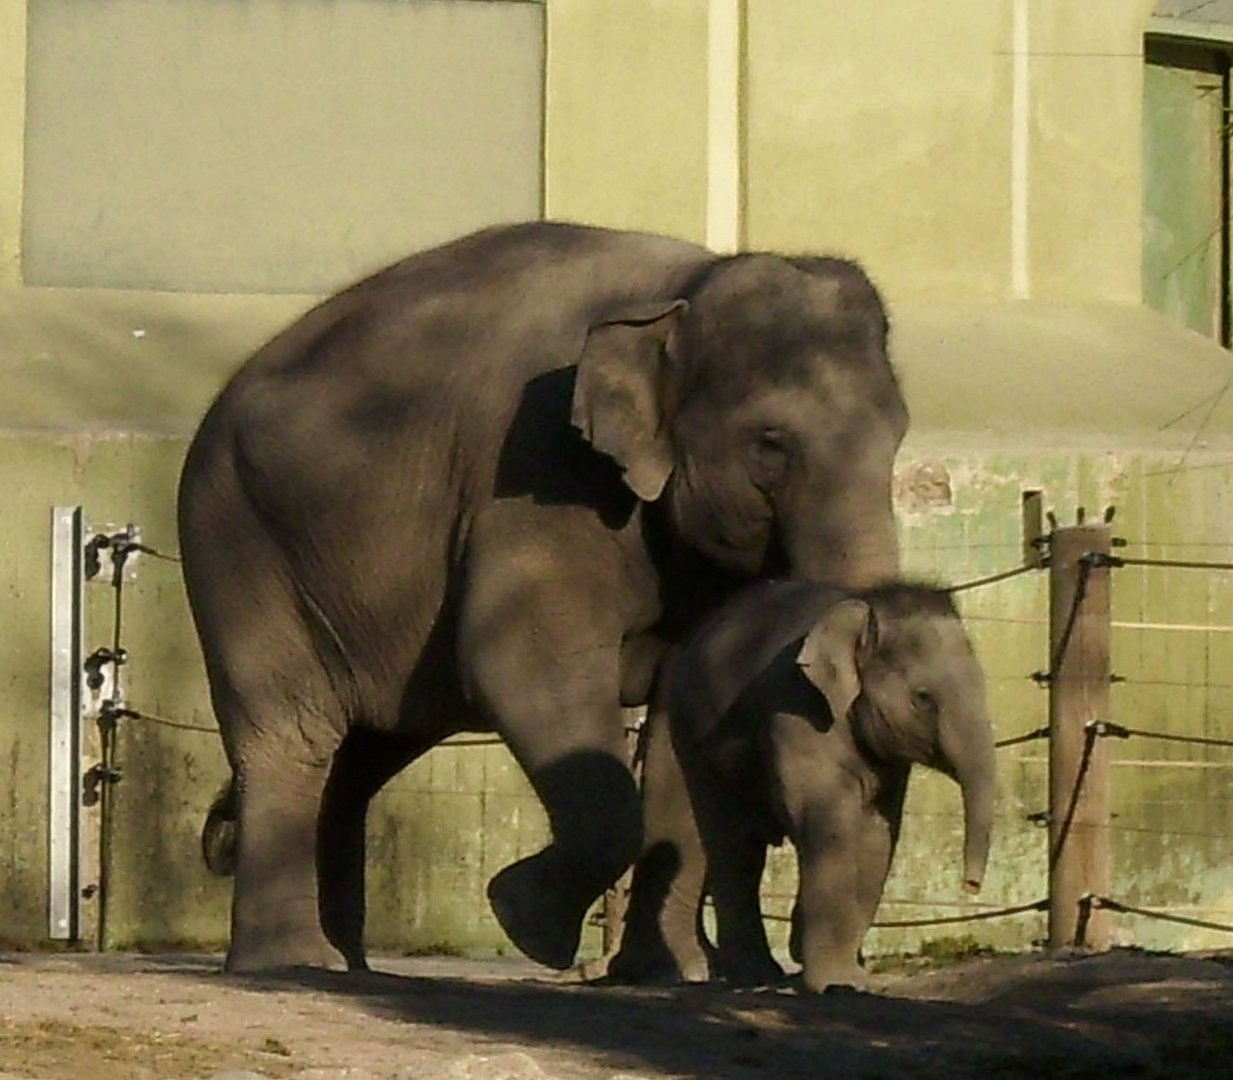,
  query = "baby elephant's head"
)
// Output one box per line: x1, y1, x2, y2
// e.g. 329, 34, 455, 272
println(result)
797, 584, 995, 892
